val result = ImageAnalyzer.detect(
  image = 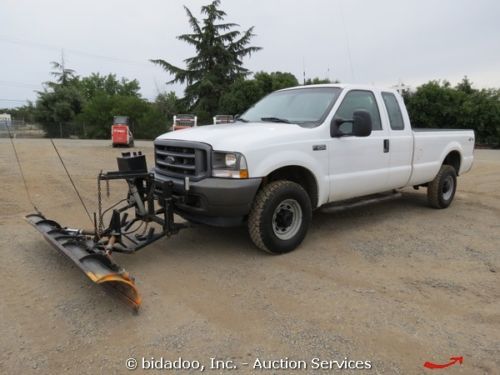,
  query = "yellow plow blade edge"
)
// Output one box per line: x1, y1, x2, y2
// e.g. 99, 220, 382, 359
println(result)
25, 213, 141, 311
